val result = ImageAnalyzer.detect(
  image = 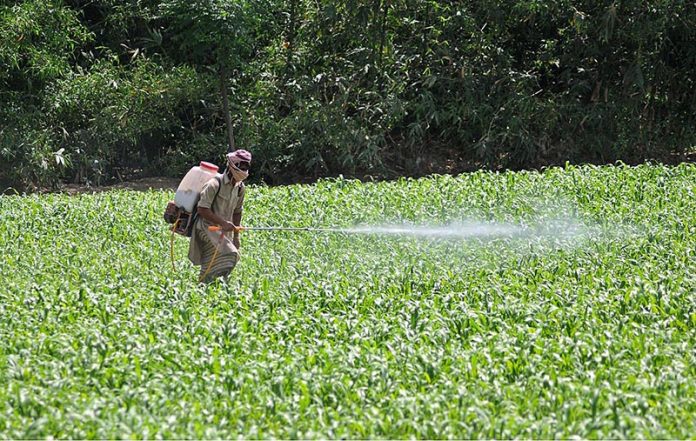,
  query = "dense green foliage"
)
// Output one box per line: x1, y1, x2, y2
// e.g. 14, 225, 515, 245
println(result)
1, 1, 695, 188
1, 164, 695, 437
